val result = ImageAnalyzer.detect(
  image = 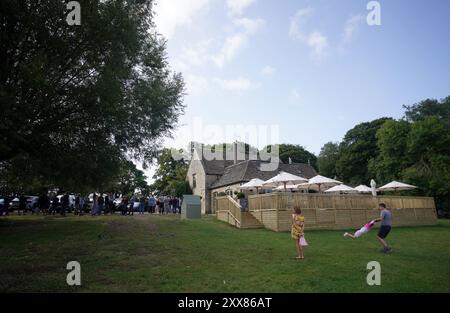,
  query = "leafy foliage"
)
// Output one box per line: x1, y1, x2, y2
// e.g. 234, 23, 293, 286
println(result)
150, 148, 191, 196
319, 97, 449, 210
317, 142, 339, 178
264, 144, 317, 169
335, 118, 392, 184
0, 0, 184, 192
